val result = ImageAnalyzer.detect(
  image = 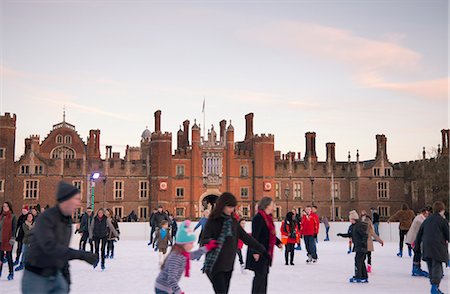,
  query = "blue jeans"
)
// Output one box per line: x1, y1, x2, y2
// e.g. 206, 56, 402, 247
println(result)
22, 270, 69, 294
155, 288, 169, 294
304, 236, 318, 259
325, 227, 330, 240
373, 223, 379, 236
19, 244, 29, 265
